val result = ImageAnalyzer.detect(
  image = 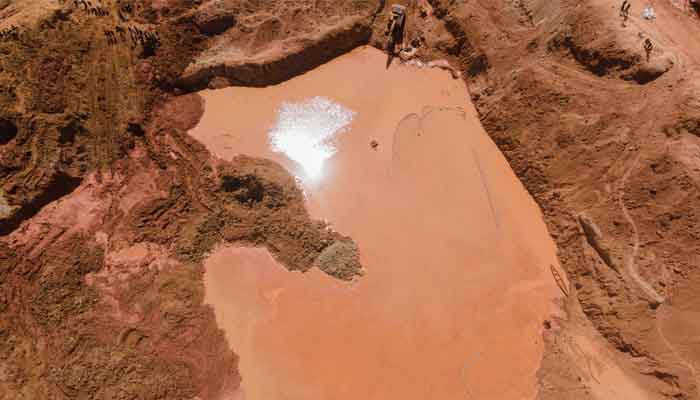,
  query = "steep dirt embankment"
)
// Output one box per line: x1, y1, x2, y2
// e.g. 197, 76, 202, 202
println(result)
178, 16, 374, 90
177, 0, 384, 90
